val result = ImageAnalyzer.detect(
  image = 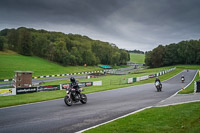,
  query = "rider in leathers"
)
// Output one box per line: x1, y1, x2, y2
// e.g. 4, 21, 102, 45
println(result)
69, 77, 81, 99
